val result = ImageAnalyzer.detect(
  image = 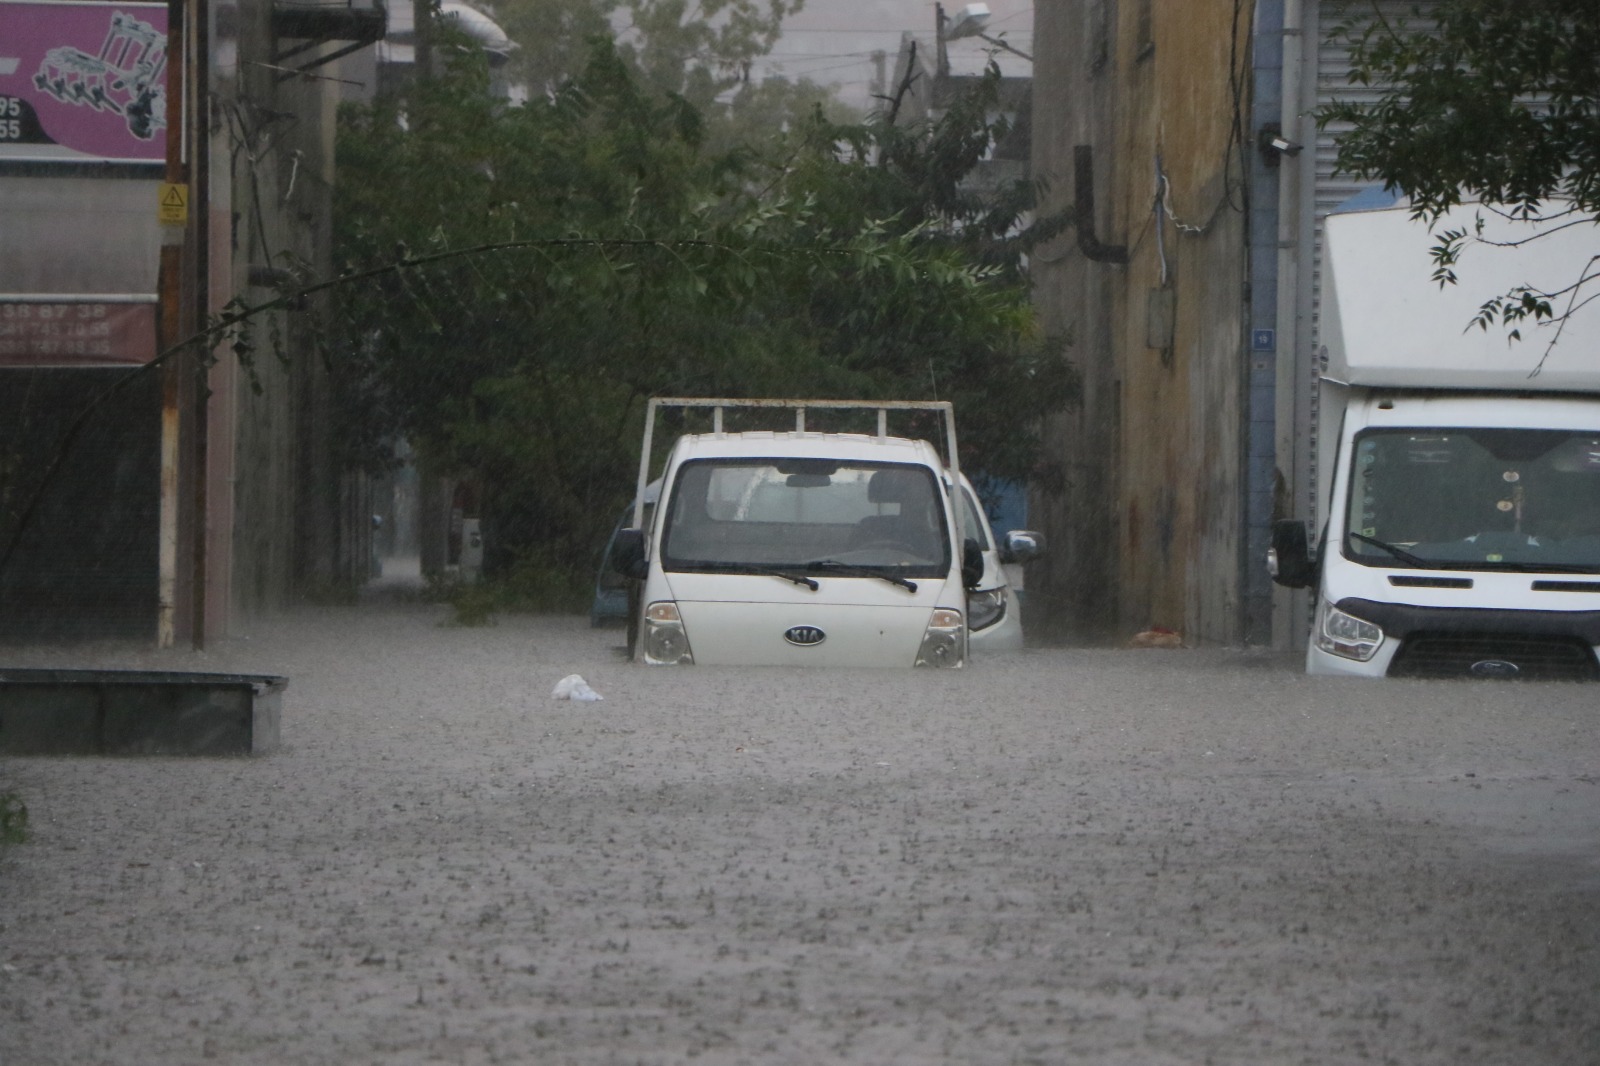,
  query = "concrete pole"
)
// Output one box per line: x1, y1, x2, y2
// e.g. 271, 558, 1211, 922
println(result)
413, 0, 433, 81
189, 0, 211, 648
157, 0, 187, 647
1272, 0, 1306, 649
